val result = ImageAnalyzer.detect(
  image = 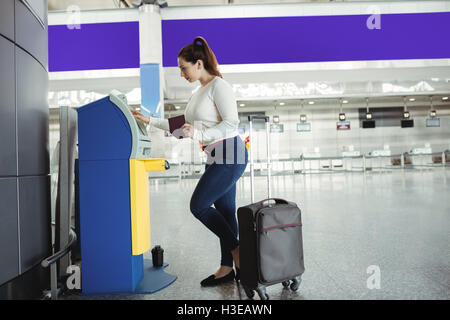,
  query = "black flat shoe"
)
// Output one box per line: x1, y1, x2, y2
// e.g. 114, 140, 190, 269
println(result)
200, 270, 236, 287
235, 267, 240, 281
